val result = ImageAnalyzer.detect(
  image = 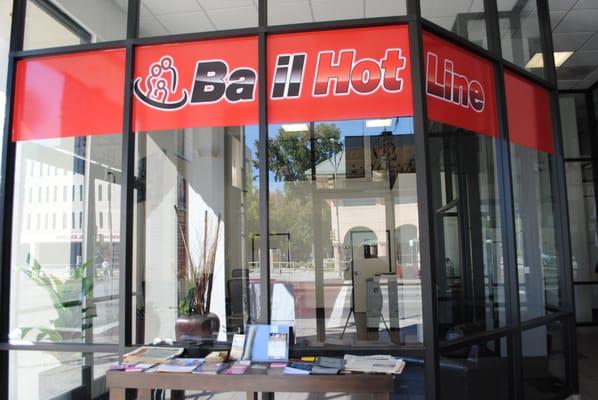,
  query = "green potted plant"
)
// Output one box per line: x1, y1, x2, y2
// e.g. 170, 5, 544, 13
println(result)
174, 206, 221, 341
18, 255, 96, 359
